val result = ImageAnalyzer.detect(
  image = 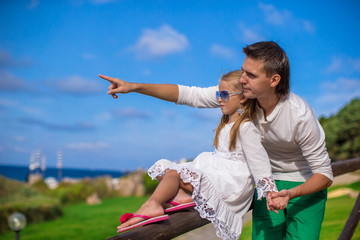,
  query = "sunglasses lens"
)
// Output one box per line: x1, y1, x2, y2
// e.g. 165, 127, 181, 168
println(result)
216, 91, 232, 101
220, 91, 230, 101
